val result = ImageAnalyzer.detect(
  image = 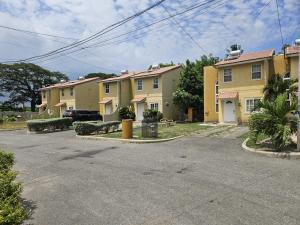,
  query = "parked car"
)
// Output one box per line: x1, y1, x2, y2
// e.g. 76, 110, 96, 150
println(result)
63, 110, 102, 122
